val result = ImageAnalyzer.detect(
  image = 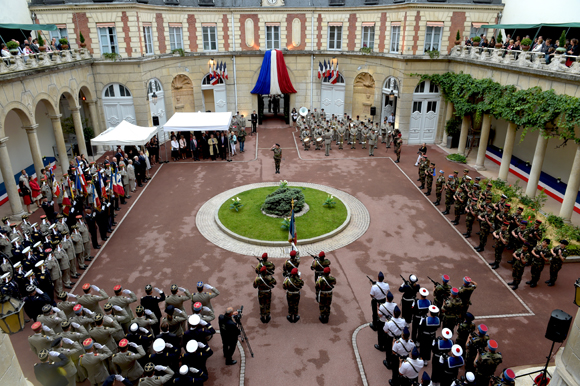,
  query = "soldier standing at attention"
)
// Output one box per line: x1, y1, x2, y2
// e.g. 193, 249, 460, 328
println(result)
475, 205, 494, 252
316, 267, 336, 324
349, 125, 357, 149
455, 312, 476, 352
434, 170, 445, 206
368, 130, 378, 156
399, 274, 420, 325
271, 144, 282, 174
283, 250, 300, 277
394, 133, 403, 163
256, 253, 275, 275
433, 274, 452, 309
451, 186, 465, 225
507, 242, 530, 290
442, 175, 455, 215
369, 271, 389, 331
474, 340, 503, 386
463, 198, 478, 239
337, 123, 346, 150
457, 276, 477, 318
527, 238, 550, 288
489, 222, 510, 269
324, 128, 333, 156
253, 266, 276, 324
546, 239, 569, 286
311, 251, 330, 284
283, 268, 304, 323
412, 288, 431, 344
424, 163, 435, 196
465, 324, 490, 372
418, 305, 440, 366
